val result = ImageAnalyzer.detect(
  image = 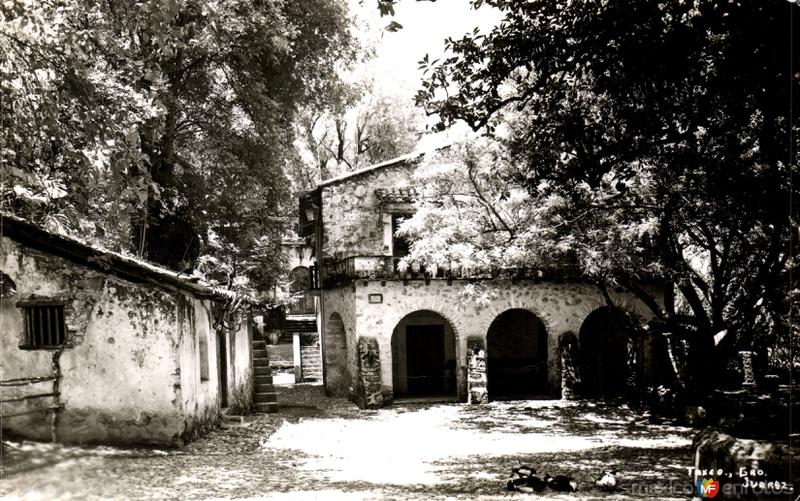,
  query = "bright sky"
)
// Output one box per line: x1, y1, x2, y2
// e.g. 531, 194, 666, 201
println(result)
350, 0, 503, 97
348, 1, 503, 149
